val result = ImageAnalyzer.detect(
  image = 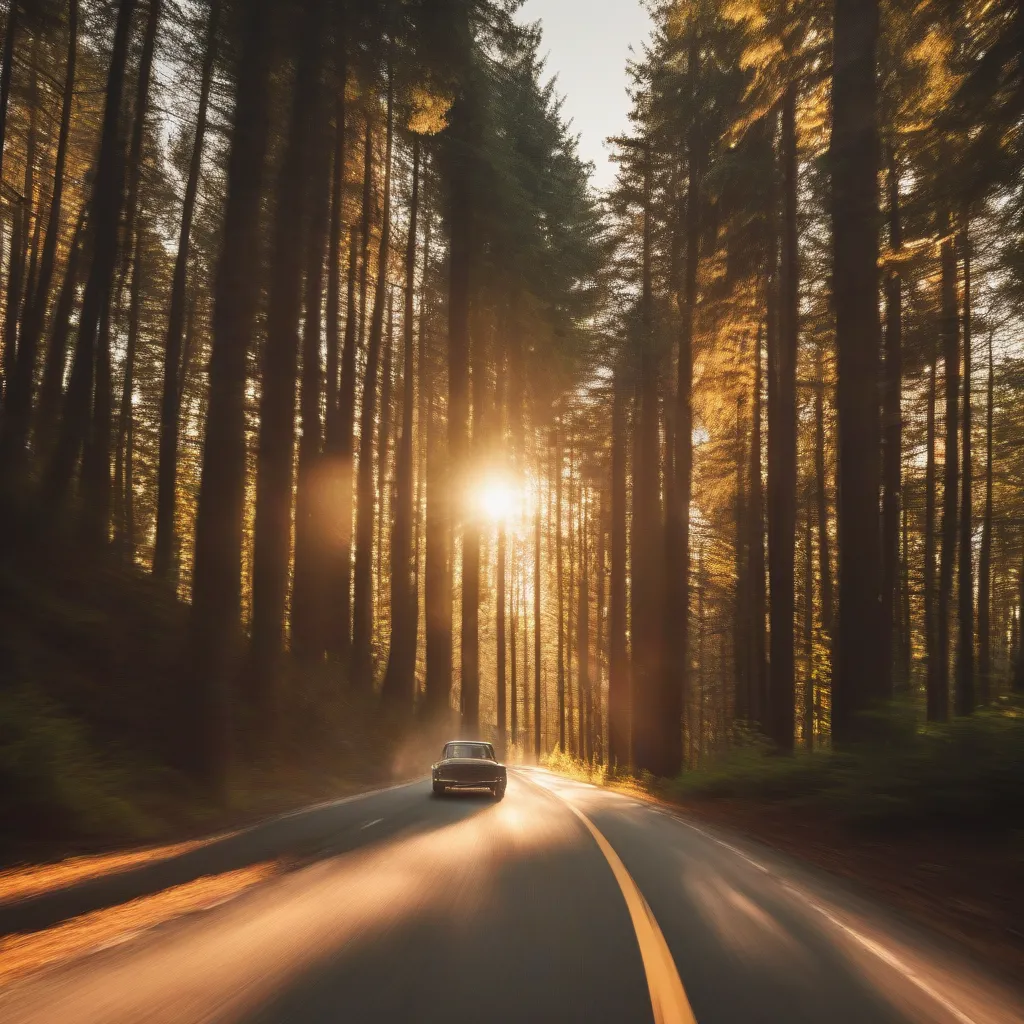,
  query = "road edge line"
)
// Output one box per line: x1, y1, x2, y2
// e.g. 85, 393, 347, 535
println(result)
514, 771, 697, 1024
